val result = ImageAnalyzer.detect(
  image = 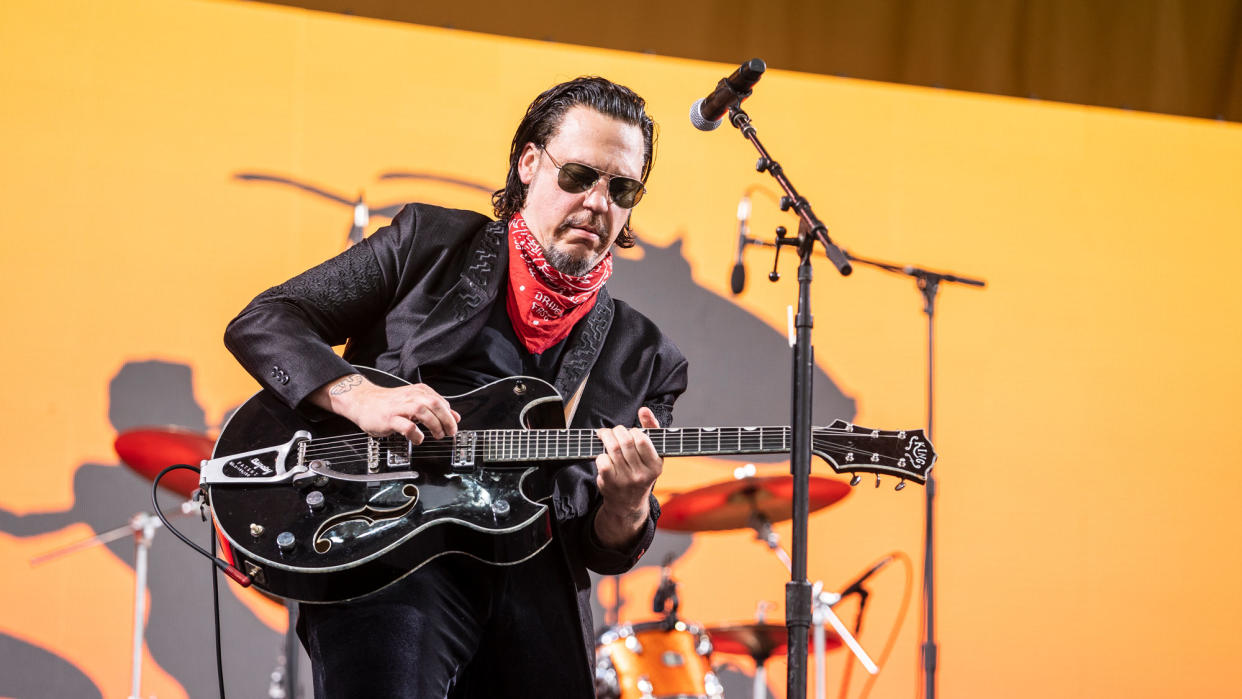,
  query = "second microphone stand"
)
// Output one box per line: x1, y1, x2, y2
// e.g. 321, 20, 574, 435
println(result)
841, 250, 985, 699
